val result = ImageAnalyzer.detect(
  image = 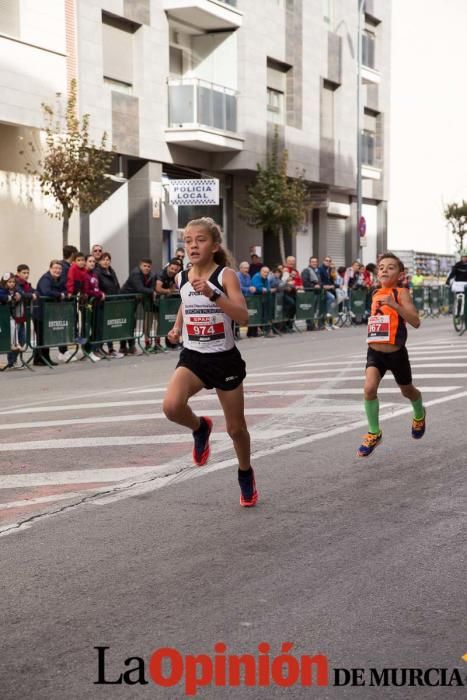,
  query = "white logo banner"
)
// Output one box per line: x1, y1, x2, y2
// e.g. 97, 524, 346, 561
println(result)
168, 179, 219, 206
